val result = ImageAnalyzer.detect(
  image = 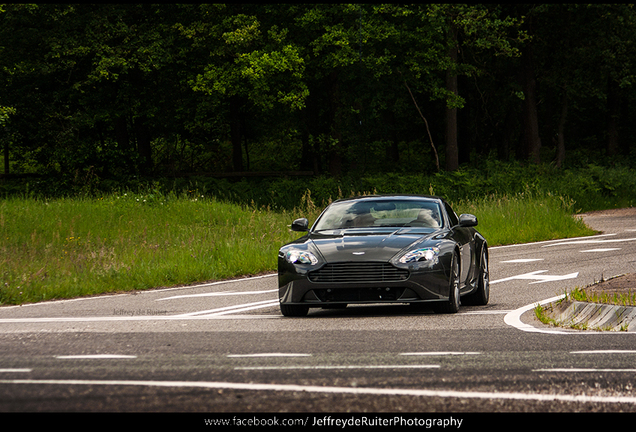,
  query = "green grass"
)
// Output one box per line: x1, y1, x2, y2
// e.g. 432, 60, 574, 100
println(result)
0, 189, 597, 305
0, 190, 311, 305
567, 286, 636, 307
455, 191, 597, 246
